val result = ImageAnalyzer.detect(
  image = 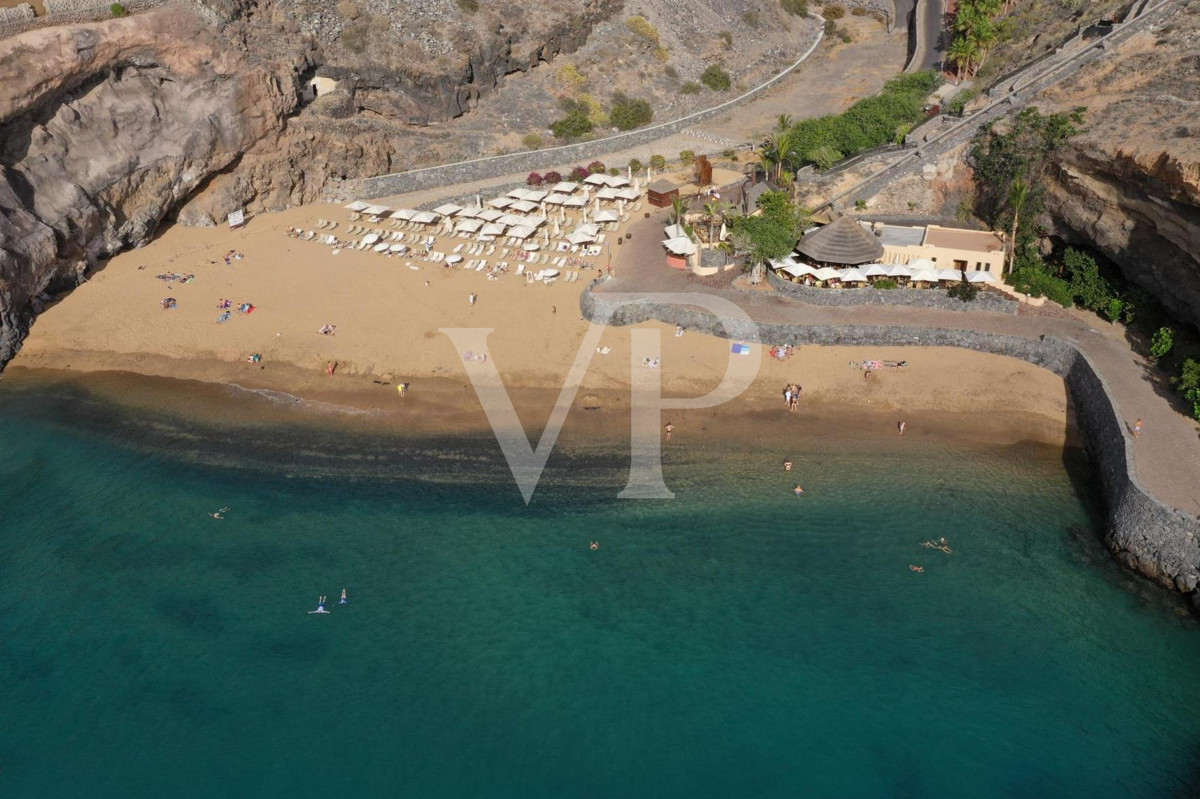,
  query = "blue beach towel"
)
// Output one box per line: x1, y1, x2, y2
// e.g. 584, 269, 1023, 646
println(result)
731, 343, 751, 355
